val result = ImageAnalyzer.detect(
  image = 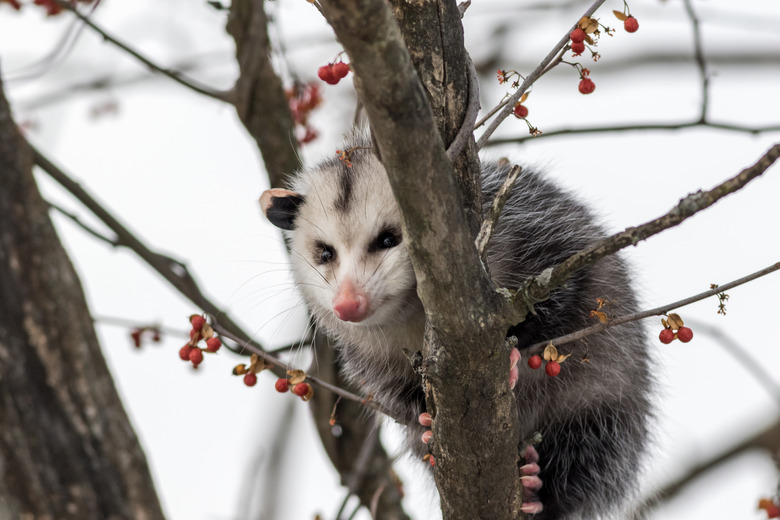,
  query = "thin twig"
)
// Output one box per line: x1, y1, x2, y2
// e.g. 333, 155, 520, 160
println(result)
212, 322, 400, 421
683, 0, 709, 122
55, 0, 231, 102
512, 144, 780, 319
475, 0, 608, 150
483, 120, 780, 146
48, 200, 118, 247
446, 53, 480, 160
522, 261, 780, 355
476, 165, 522, 259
